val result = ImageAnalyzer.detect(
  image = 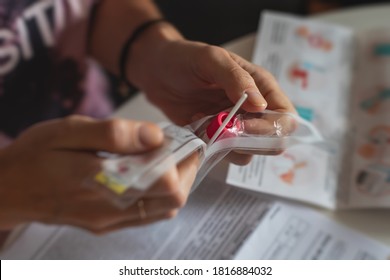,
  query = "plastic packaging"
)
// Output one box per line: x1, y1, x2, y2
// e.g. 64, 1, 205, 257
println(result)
191, 110, 323, 188
90, 110, 323, 208
92, 123, 205, 208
